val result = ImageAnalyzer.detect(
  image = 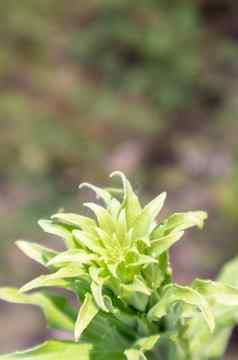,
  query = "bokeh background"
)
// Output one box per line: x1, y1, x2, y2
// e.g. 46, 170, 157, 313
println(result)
0, 1, 238, 358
